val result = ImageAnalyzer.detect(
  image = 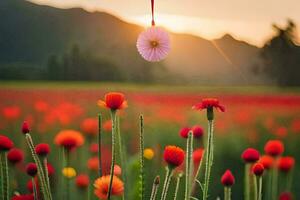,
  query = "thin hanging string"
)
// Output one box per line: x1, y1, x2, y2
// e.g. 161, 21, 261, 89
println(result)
151, 0, 155, 26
